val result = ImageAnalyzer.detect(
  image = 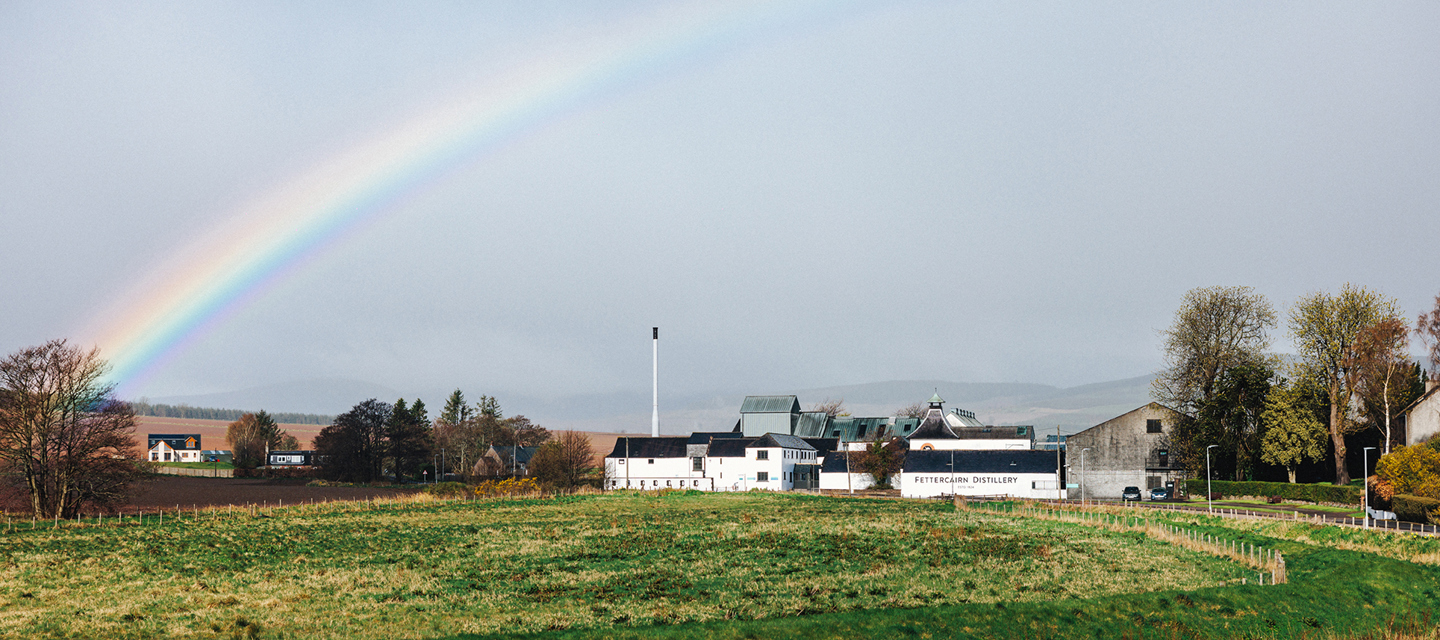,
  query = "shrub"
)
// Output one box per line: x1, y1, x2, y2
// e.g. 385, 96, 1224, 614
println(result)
1391, 494, 1440, 524
422, 482, 470, 497
1376, 445, 1440, 499
1181, 479, 1361, 505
